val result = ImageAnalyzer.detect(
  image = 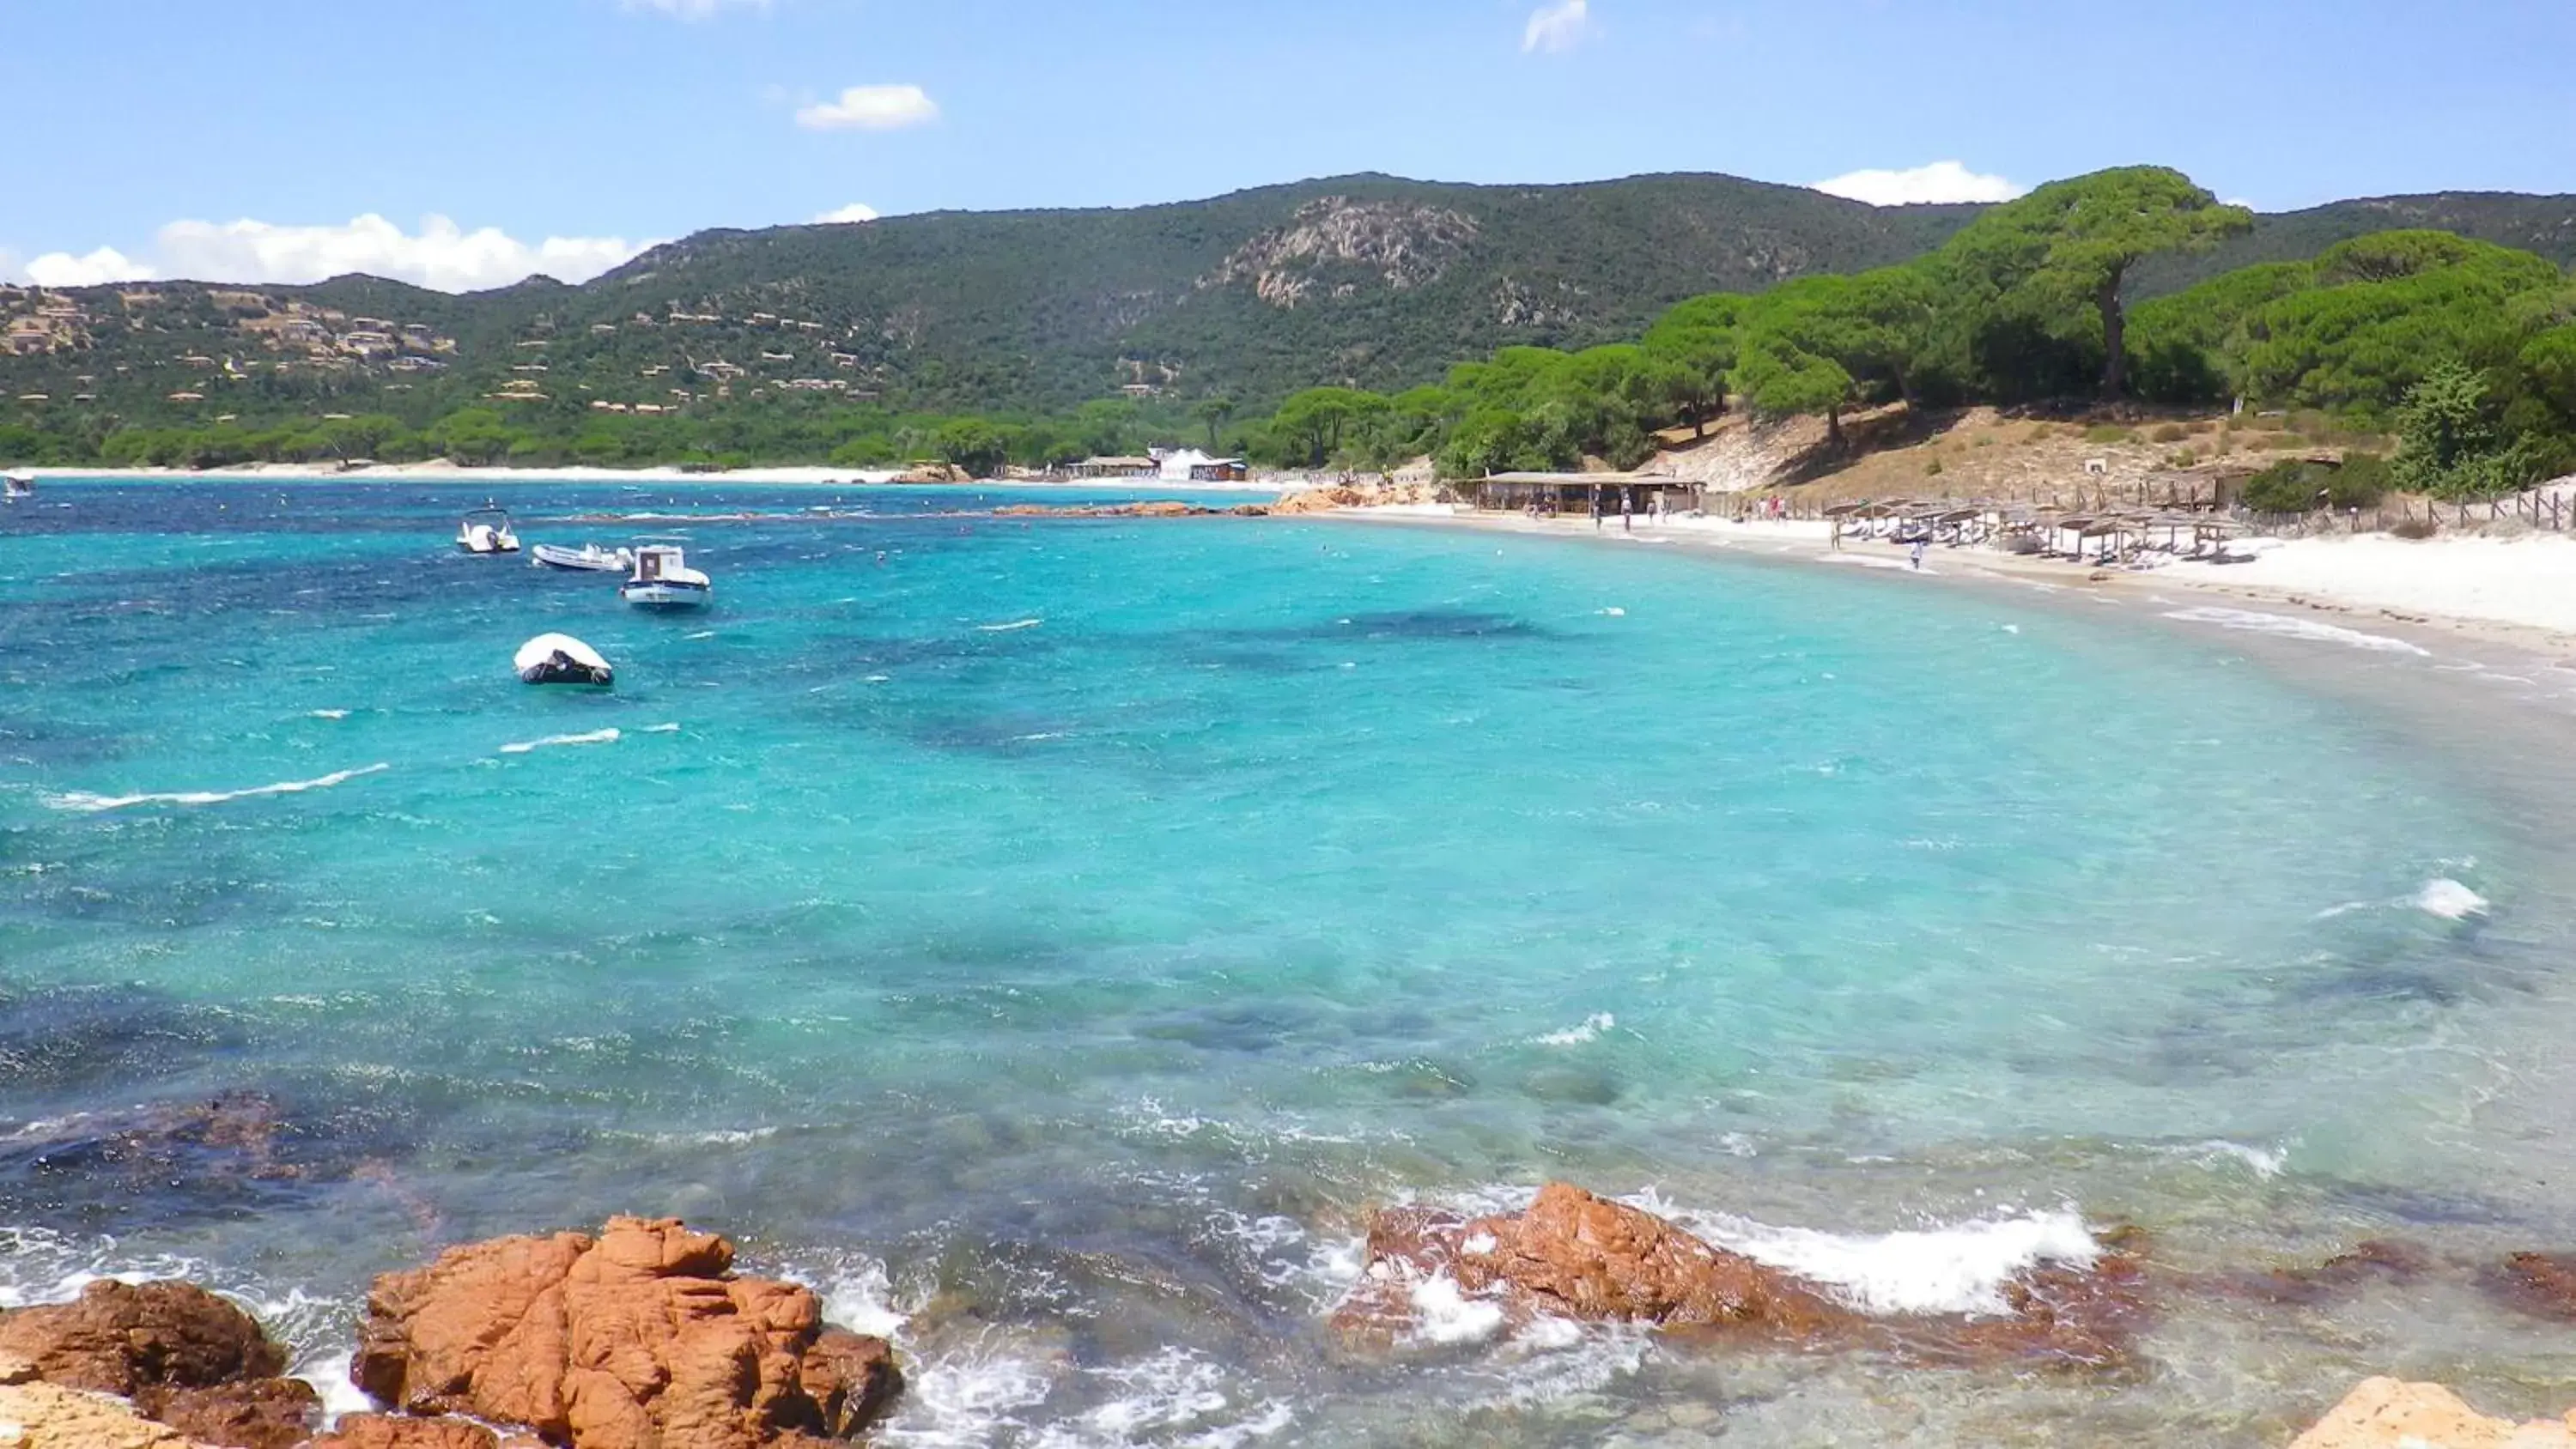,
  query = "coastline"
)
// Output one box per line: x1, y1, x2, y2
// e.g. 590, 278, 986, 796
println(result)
15, 461, 1292, 493
1315, 506, 2576, 656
